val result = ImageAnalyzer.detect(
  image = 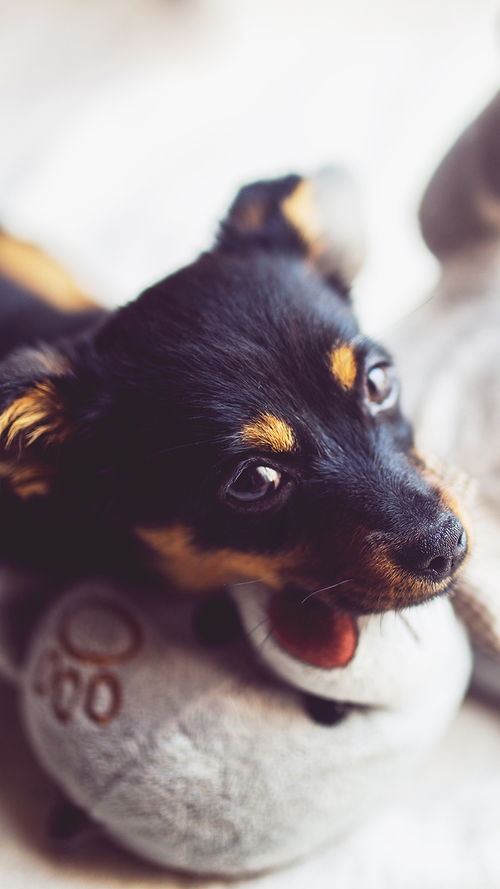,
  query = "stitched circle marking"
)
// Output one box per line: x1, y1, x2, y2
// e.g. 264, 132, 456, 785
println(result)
85, 671, 122, 724
58, 597, 142, 665
51, 666, 82, 723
